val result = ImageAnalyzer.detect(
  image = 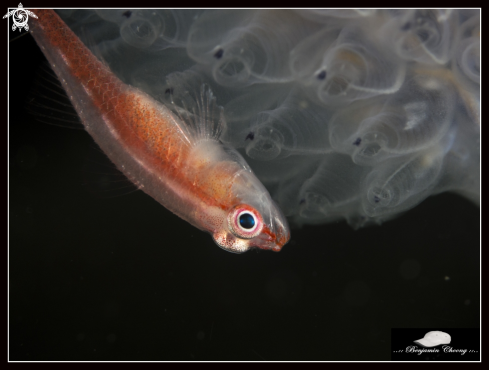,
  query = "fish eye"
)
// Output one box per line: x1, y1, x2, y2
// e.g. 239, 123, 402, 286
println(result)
239, 212, 255, 229
228, 204, 263, 239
